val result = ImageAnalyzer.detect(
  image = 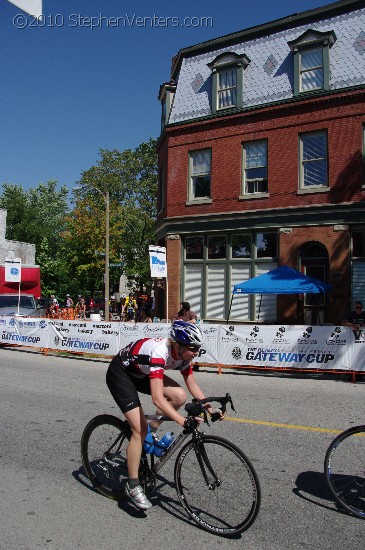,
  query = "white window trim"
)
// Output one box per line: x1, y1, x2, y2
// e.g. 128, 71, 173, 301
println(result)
187, 148, 212, 202
299, 131, 328, 191
241, 140, 268, 197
